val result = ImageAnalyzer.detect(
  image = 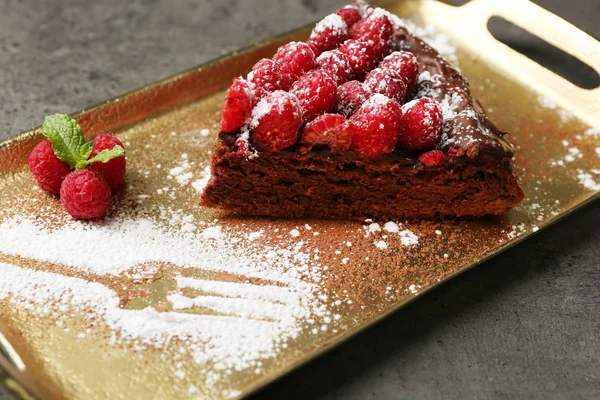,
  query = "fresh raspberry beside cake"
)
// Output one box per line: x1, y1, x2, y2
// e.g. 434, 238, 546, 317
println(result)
200, 1, 524, 220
